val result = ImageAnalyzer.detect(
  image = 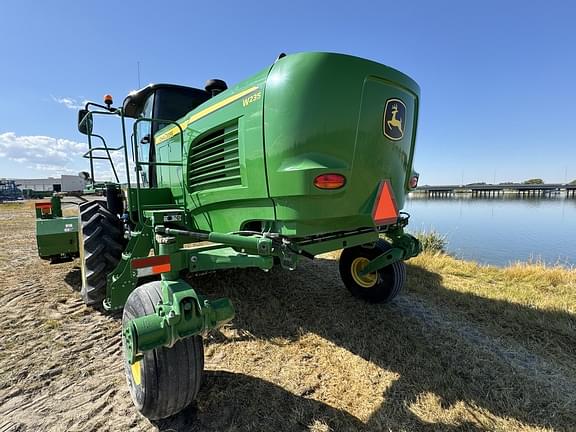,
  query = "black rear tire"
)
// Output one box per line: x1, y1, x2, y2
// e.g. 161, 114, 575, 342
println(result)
78, 201, 125, 306
339, 239, 406, 303
122, 281, 204, 420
